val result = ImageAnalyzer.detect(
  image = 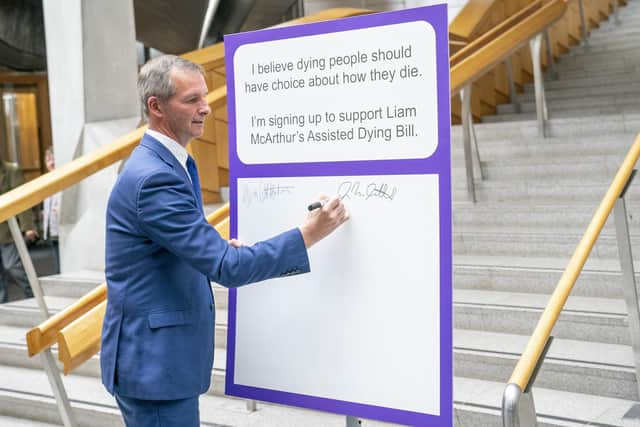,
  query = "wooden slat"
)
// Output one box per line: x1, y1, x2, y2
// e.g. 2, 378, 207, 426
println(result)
215, 217, 230, 240
57, 300, 106, 375
451, 0, 567, 95
449, 0, 496, 41
206, 203, 230, 227
26, 283, 106, 356
450, 0, 543, 66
